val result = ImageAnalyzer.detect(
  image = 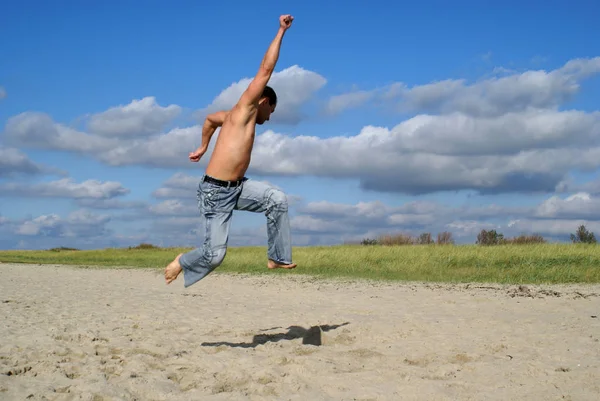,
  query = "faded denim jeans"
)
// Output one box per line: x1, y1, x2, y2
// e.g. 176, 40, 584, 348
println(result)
178, 175, 293, 287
